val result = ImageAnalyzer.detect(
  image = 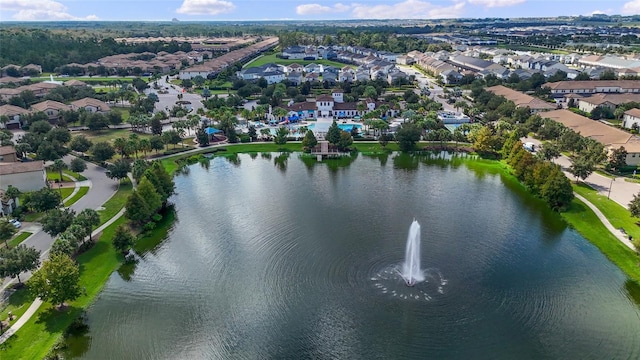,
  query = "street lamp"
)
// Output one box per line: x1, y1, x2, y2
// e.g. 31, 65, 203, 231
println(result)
607, 178, 615, 199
